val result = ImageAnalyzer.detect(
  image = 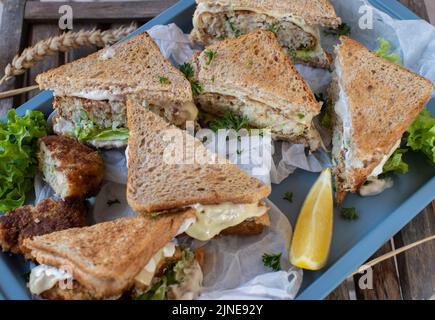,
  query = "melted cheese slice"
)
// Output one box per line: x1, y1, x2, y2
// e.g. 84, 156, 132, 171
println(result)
186, 202, 268, 241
